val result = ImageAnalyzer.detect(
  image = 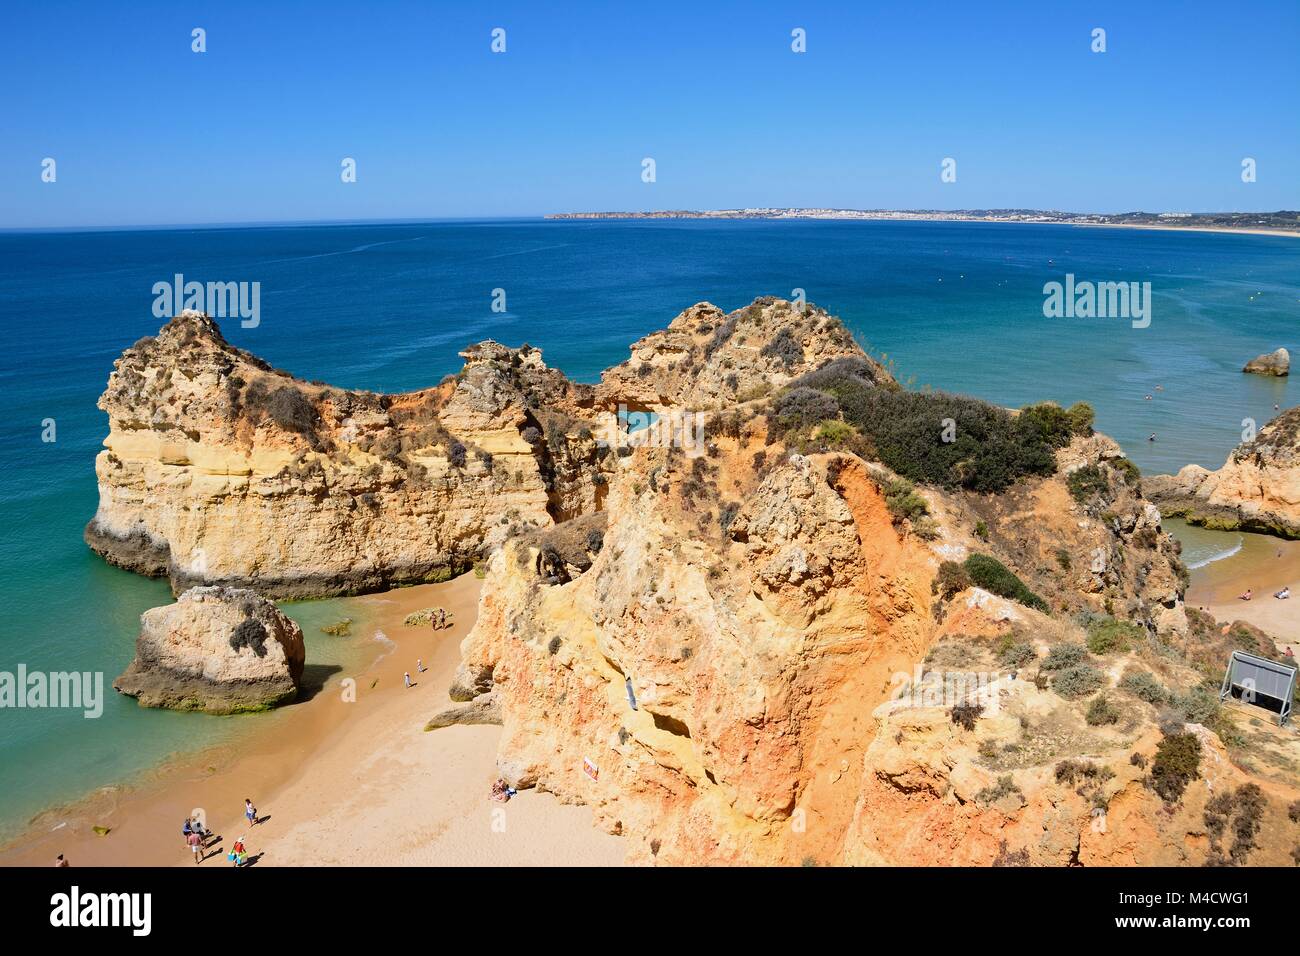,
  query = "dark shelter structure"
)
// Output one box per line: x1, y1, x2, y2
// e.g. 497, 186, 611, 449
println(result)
1219, 651, 1296, 726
